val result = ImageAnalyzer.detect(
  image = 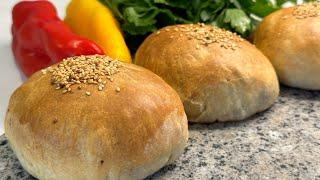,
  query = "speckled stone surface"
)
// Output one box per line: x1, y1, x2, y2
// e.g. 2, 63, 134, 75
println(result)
1, 87, 320, 180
